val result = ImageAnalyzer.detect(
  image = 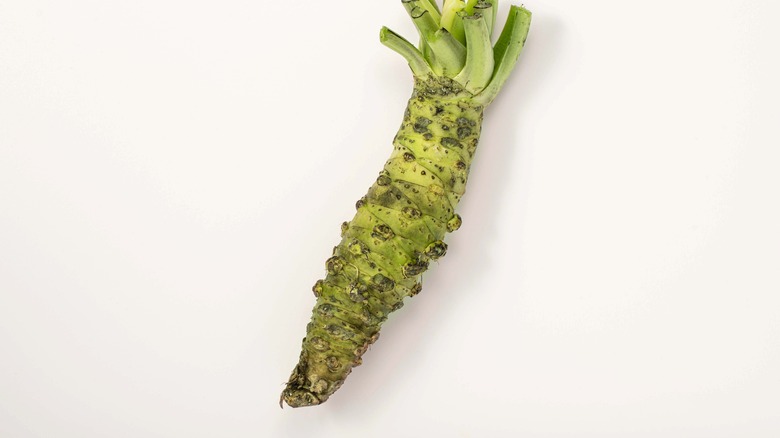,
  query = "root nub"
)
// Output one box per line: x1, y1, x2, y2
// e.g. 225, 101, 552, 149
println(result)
280, 386, 321, 408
